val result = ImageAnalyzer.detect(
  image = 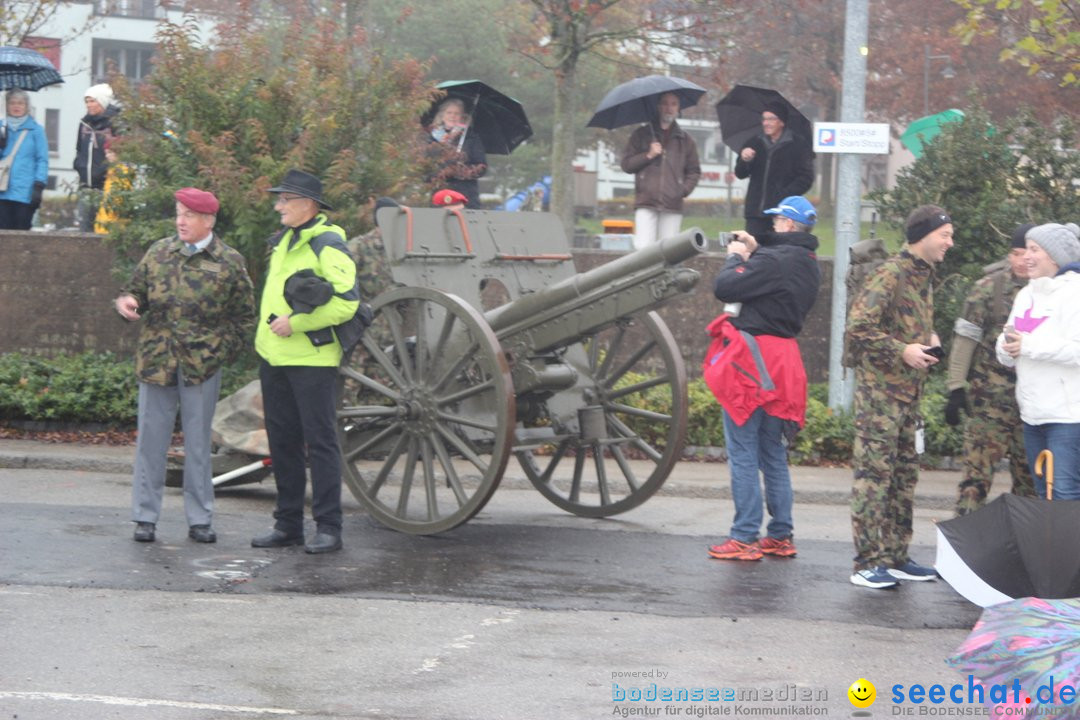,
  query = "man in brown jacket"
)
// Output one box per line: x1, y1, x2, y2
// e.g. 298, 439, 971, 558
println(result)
620, 92, 701, 250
